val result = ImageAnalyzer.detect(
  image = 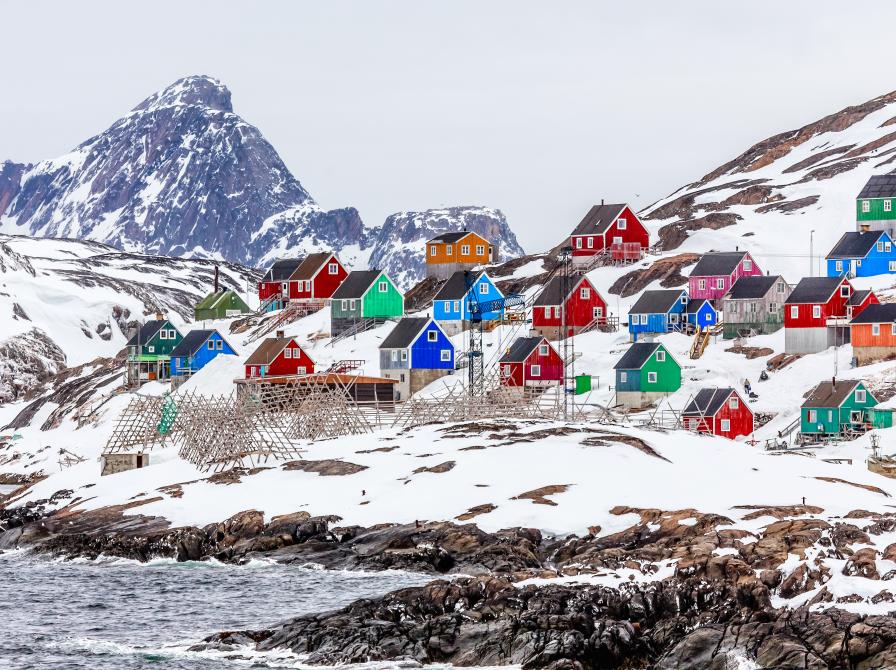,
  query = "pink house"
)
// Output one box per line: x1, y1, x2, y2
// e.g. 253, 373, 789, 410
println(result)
688, 251, 762, 302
